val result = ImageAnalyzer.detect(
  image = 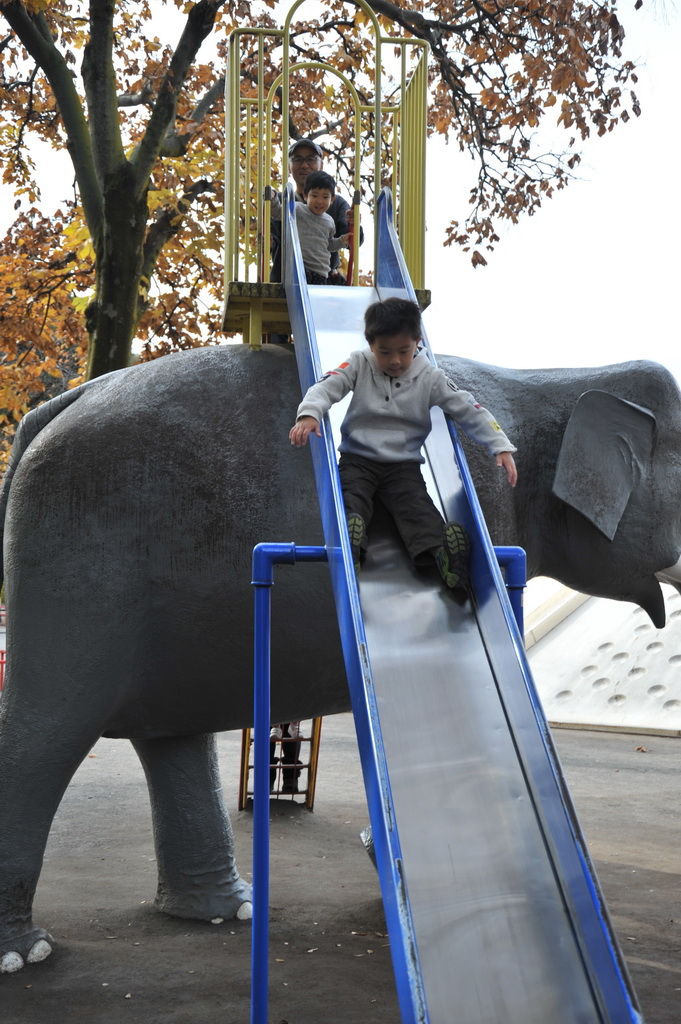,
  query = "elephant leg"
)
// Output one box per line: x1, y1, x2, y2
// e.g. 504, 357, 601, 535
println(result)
132, 733, 252, 922
0, 707, 103, 973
